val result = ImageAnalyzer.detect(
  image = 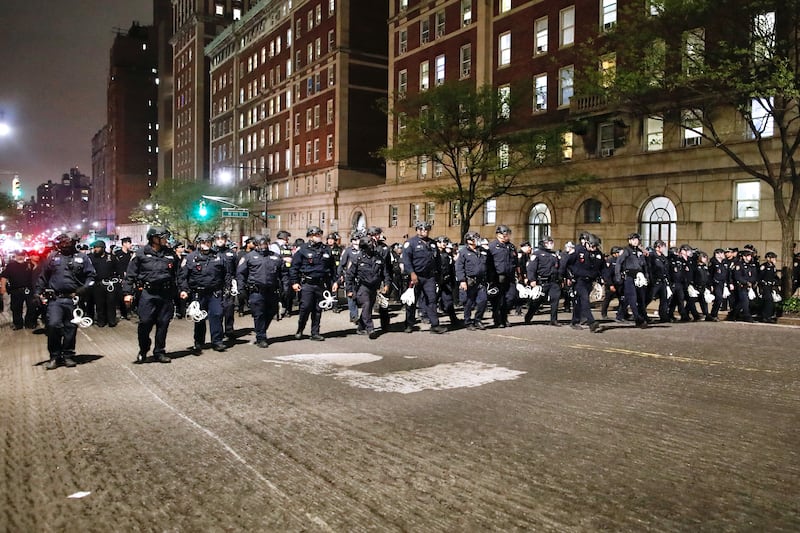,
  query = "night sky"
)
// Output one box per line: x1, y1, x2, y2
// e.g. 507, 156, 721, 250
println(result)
0, 1, 152, 198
